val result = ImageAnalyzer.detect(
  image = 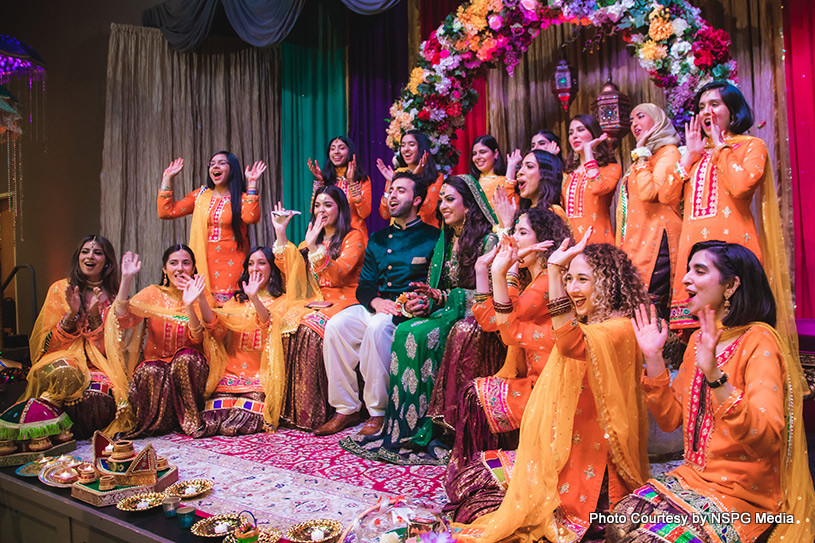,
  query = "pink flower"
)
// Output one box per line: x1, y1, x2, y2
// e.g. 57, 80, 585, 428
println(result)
520, 0, 538, 11
488, 14, 503, 30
